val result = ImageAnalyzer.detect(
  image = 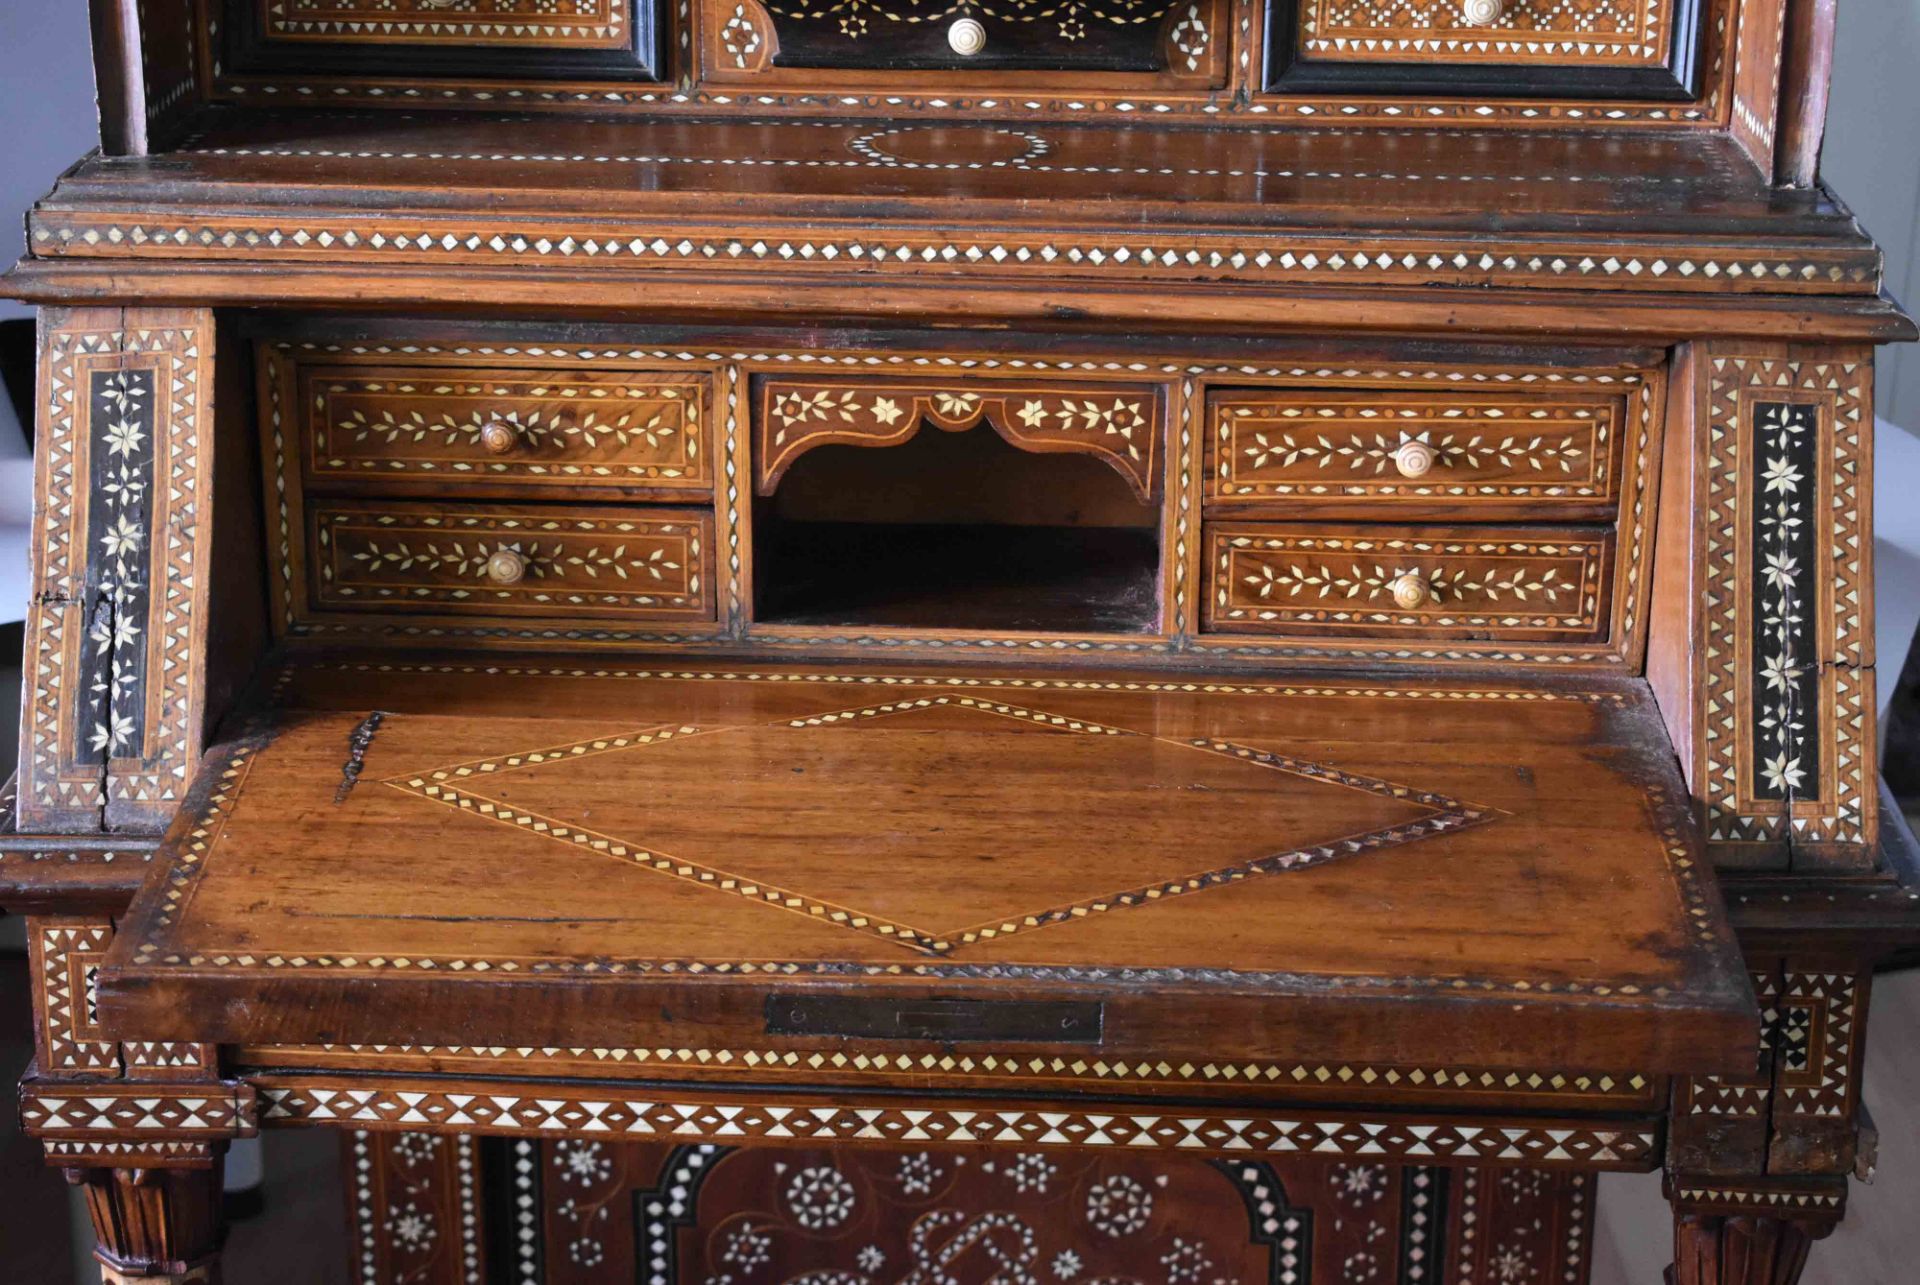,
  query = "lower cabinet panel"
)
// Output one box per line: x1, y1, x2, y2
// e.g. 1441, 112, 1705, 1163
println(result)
345, 1132, 1598, 1284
